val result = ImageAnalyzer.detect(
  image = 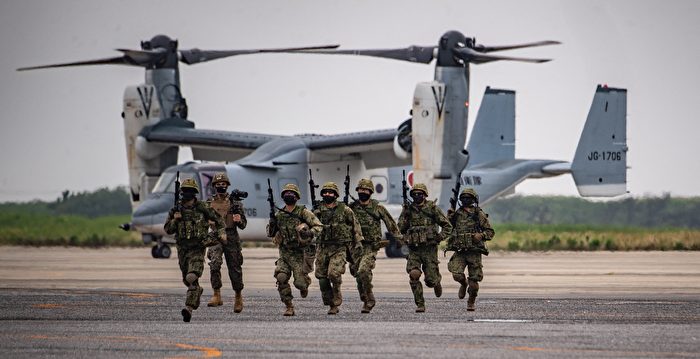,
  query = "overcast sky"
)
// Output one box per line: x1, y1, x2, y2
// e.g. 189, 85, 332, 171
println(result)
1, 0, 698, 202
